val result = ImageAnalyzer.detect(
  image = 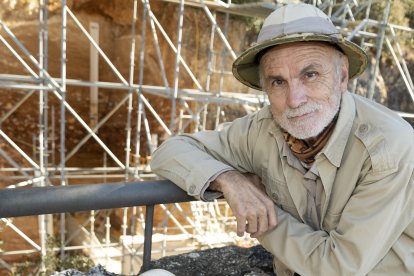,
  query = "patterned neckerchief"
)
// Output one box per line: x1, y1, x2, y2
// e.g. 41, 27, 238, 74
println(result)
282, 114, 339, 165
